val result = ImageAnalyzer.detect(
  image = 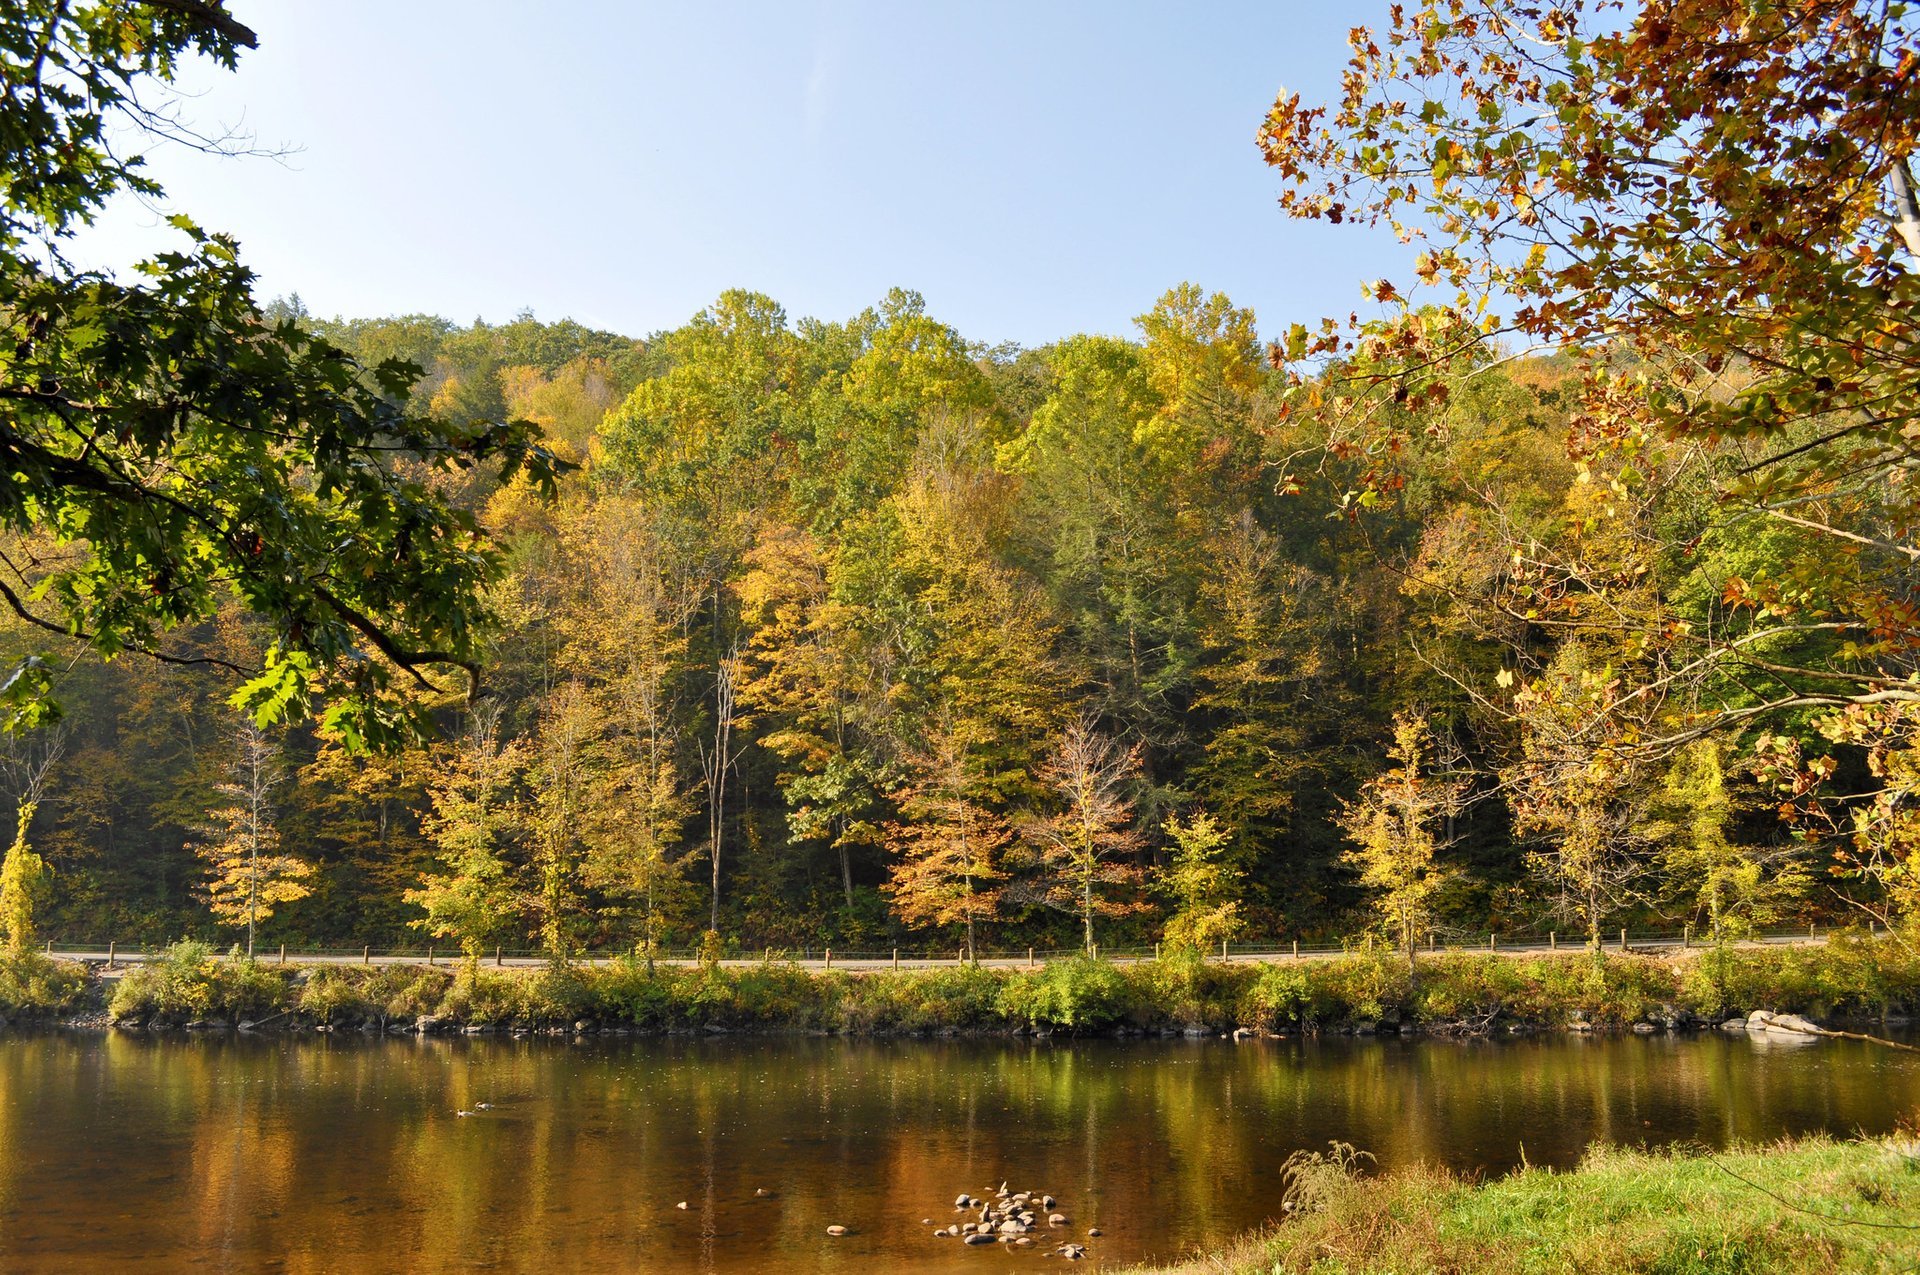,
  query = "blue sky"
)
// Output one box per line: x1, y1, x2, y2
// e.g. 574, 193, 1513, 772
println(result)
82, 2, 1405, 346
